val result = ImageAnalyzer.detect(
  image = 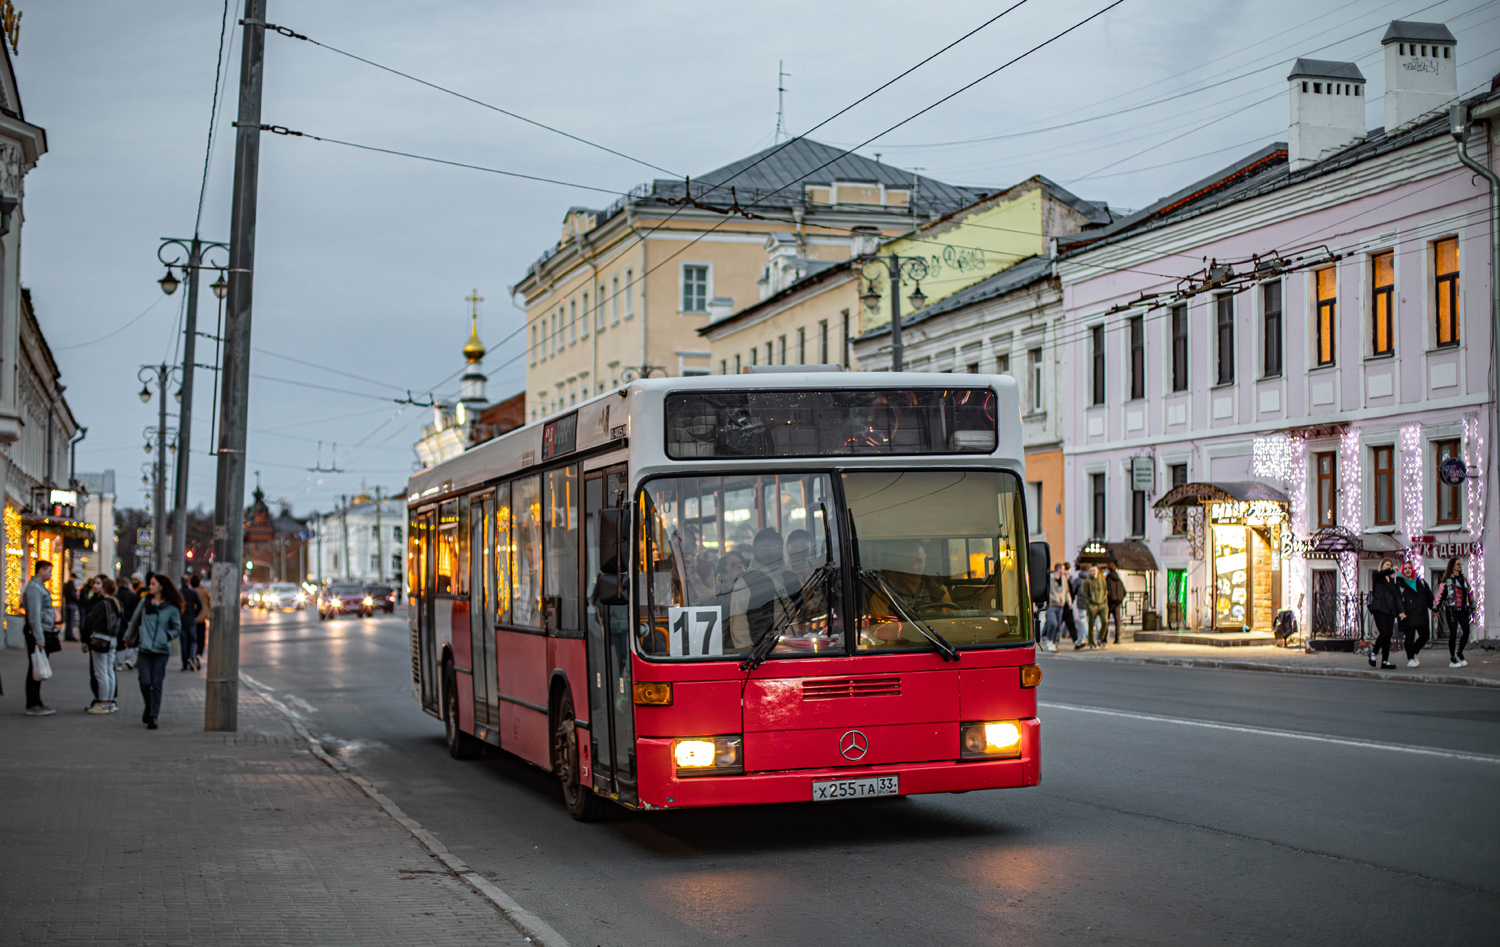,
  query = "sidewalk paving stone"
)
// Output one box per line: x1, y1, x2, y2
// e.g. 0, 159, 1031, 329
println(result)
0, 647, 532, 947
